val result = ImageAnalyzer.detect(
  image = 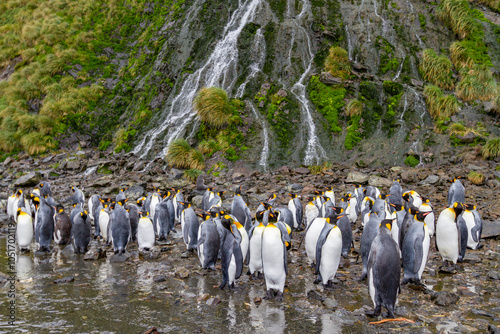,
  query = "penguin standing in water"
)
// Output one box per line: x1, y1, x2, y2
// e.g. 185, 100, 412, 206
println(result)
110, 200, 131, 255
70, 203, 83, 223
359, 211, 383, 281
172, 188, 184, 223
336, 211, 352, 258
305, 208, 343, 265
179, 201, 199, 251
219, 215, 244, 289
72, 211, 91, 254
366, 219, 401, 318
419, 199, 435, 237
36, 196, 55, 252
461, 204, 482, 249
402, 211, 431, 284
262, 211, 291, 301
98, 199, 111, 242
436, 202, 465, 268
71, 186, 85, 208
126, 201, 140, 242
7, 190, 18, 220
137, 211, 155, 251
288, 194, 303, 230
447, 178, 465, 207
16, 208, 33, 251
315, 214, 345, 289
53, 205, 72, 245
153, 192, 174, 240
303, 197, 318, 229
197, 213, 220, 270
88, 194, 101, 224
248, 209, 267, 278
149, 191, 161, 225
